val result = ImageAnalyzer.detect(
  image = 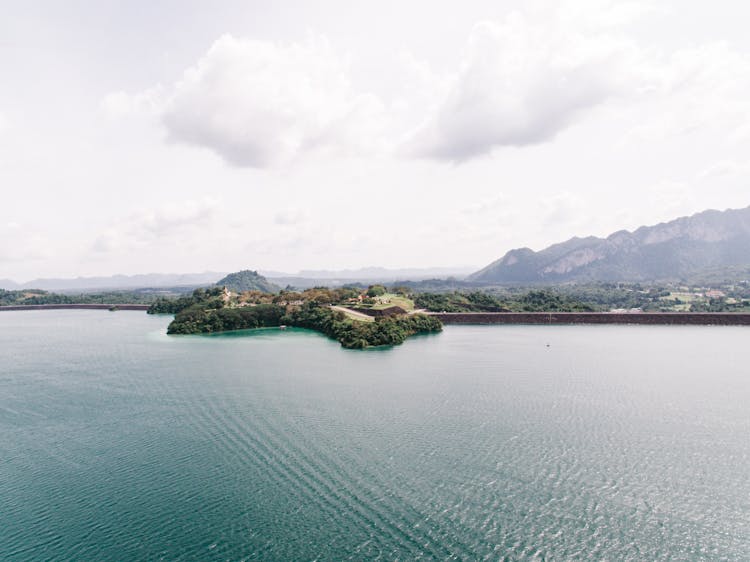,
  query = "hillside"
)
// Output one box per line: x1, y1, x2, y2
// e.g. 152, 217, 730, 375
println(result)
470, 206, 750, 284
216, 270, 280, 293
